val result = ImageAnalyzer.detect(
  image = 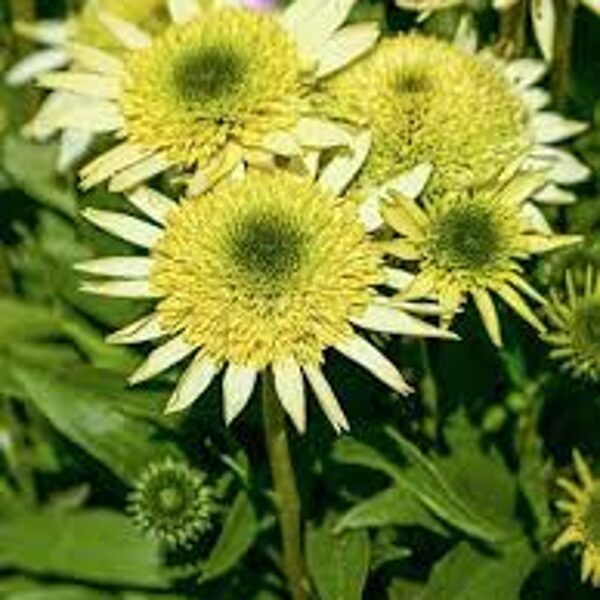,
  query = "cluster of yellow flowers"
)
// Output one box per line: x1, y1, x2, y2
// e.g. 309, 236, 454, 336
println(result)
8, 0, 600, 584
7, 0, 589, 430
